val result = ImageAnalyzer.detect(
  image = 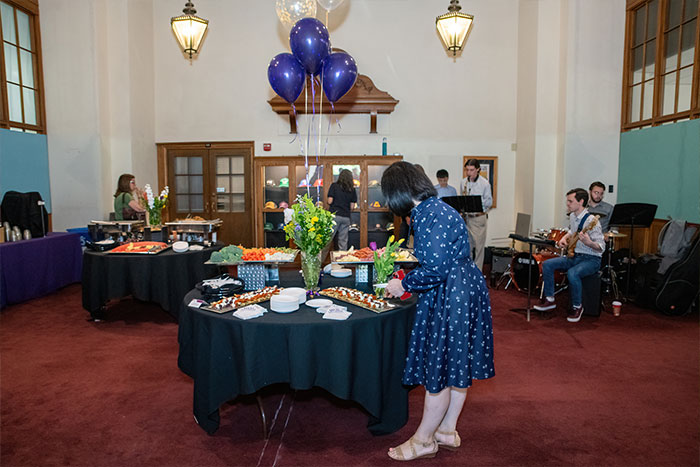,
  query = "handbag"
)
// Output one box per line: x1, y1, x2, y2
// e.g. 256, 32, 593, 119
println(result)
120, 193, 145, 221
